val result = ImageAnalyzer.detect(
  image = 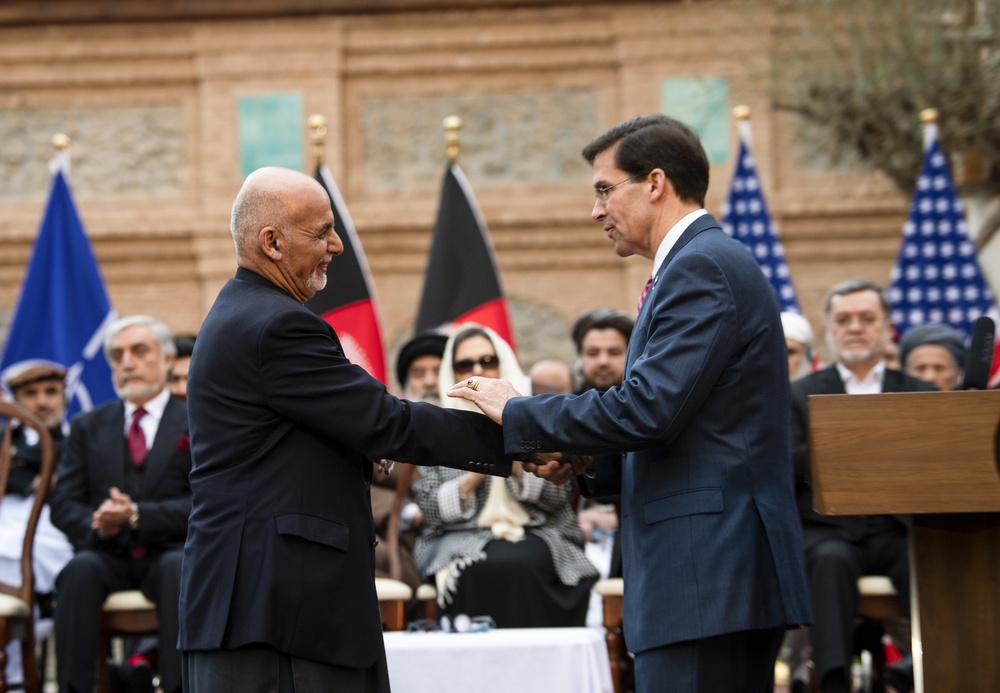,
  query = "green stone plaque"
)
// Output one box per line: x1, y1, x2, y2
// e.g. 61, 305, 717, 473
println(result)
238, 93, 304, 178
660, 78, 730, 165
